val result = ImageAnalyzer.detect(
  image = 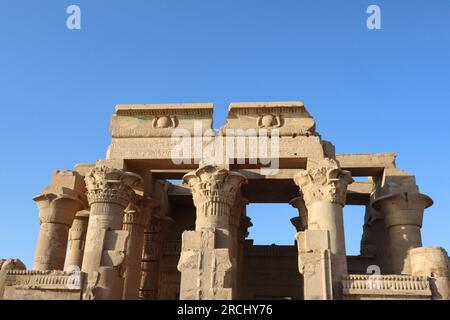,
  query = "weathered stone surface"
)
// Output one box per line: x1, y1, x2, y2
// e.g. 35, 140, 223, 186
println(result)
220, 101, 316, 136
296, 230, 333, 300
110, 103, 214, 138
64, 210, 89, 271
33, 170, 87, 271
4, 101, 447, 300
342, 274, 432, 300
409, 247, 450, 300
178, 166, 246, 300
294, 158, 353, 299
373, 192, 433, 274
1, 270, 84, 300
